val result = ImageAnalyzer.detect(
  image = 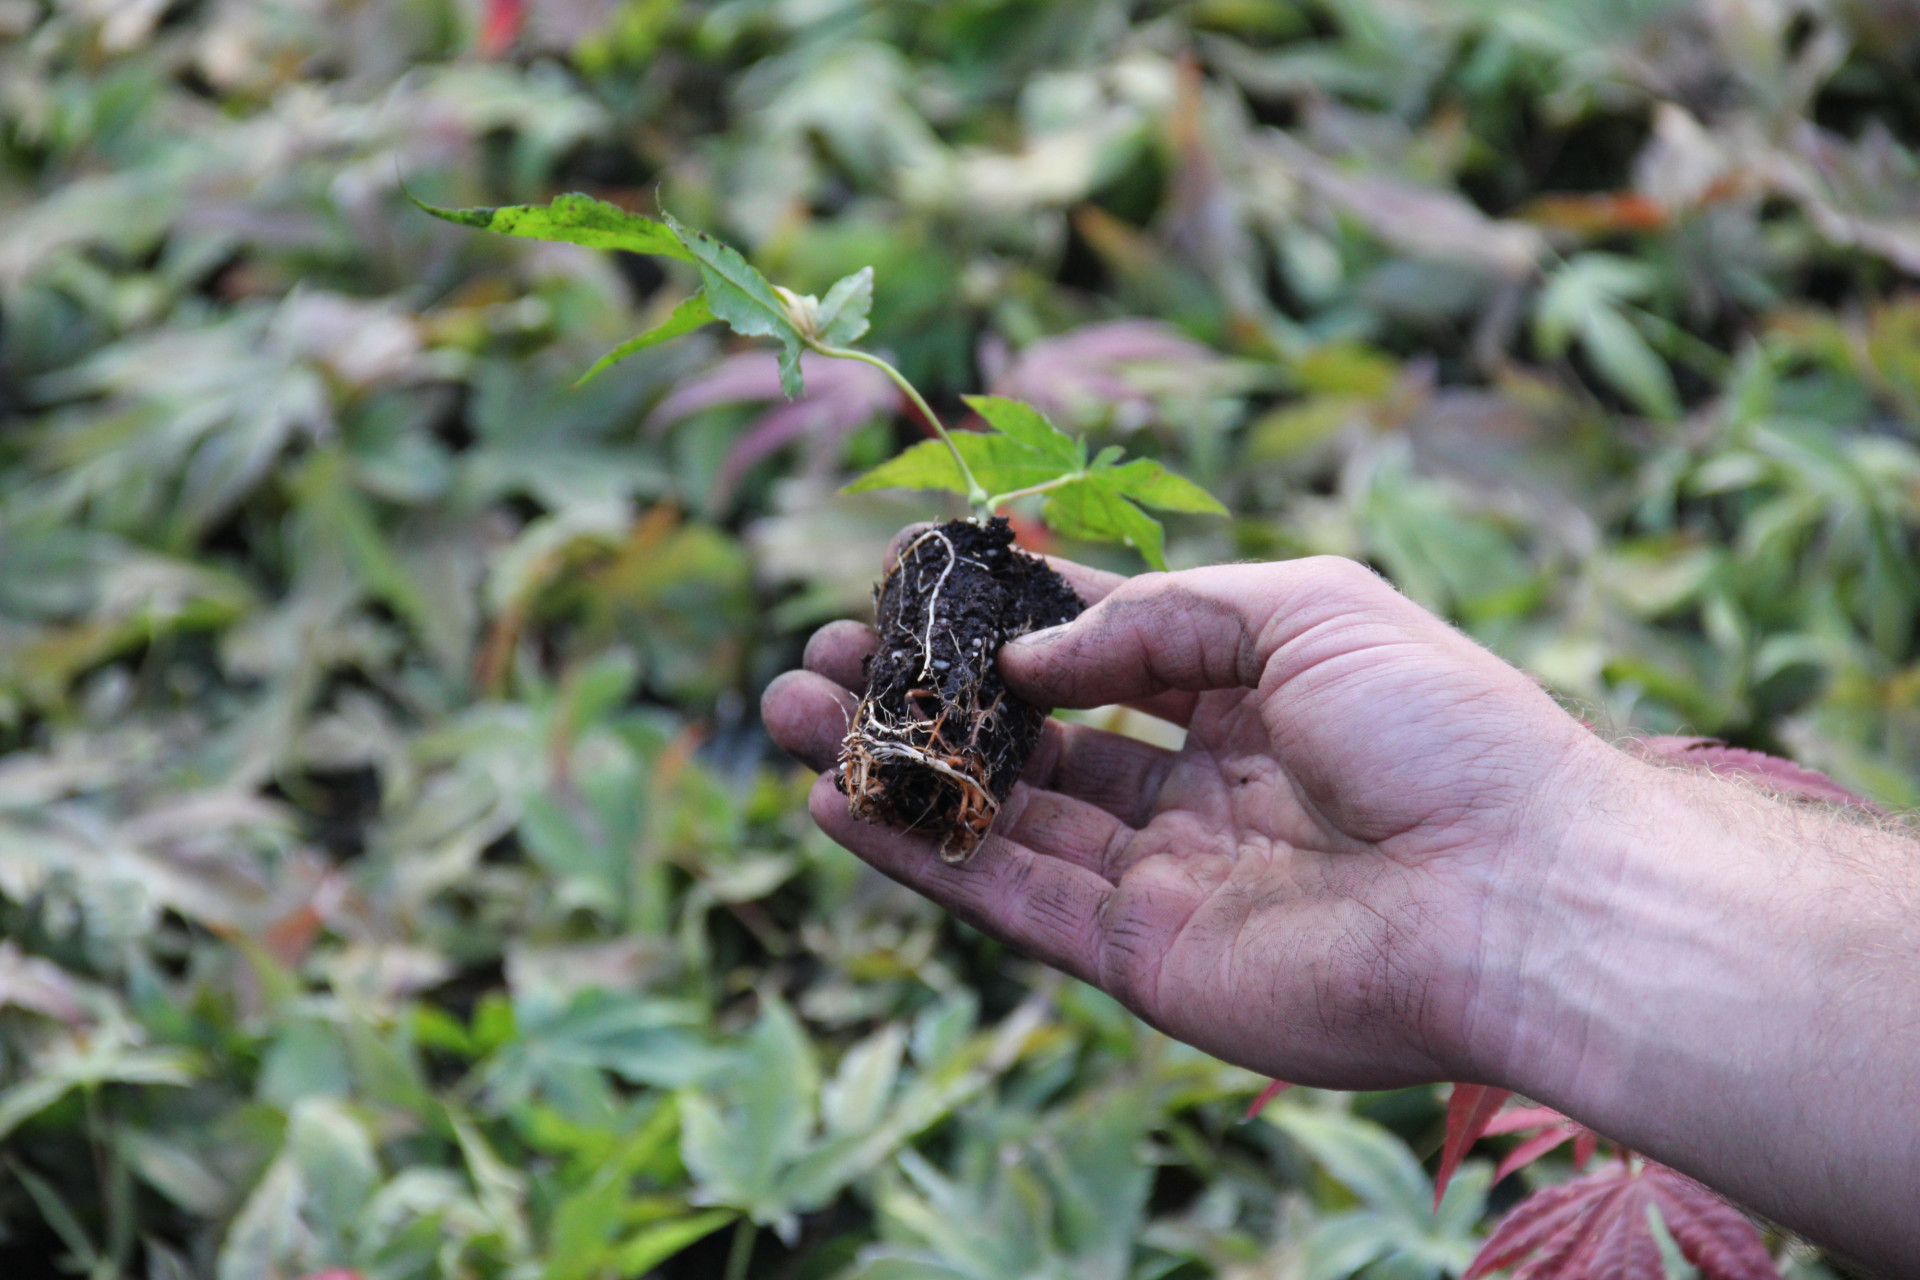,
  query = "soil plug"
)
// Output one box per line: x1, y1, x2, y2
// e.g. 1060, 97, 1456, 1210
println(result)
838, 518, 1082, 862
